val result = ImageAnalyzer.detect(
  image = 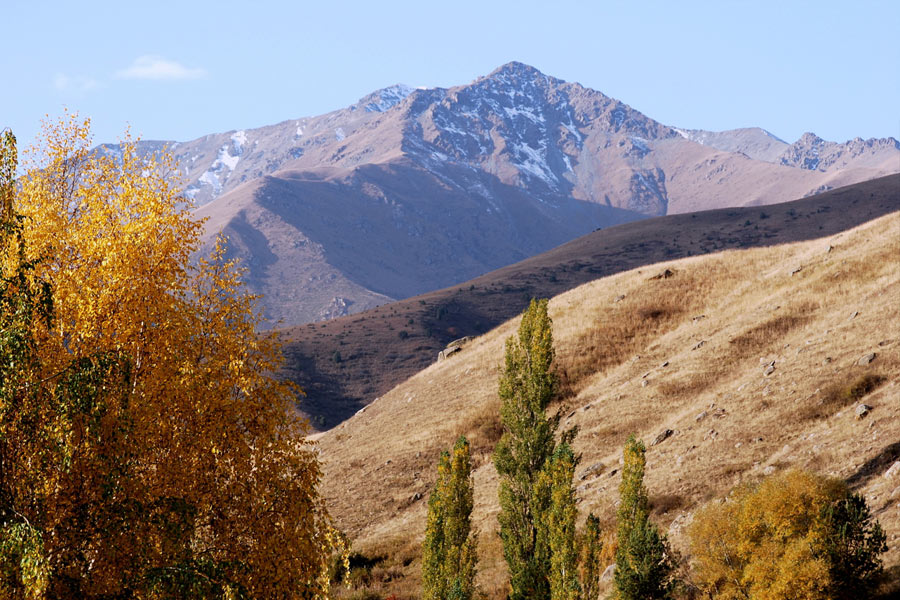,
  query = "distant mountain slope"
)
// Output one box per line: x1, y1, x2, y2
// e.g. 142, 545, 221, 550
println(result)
315, 207, 900, 599
279, 175, 900, 429
101, 62, 900, 326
